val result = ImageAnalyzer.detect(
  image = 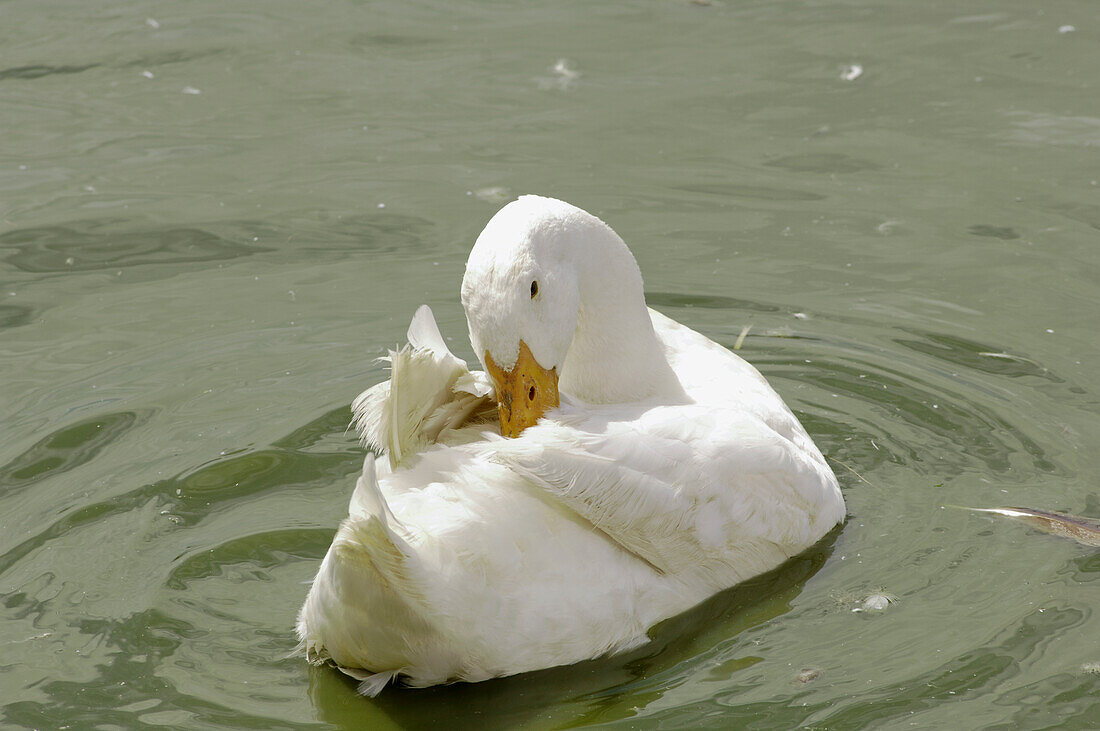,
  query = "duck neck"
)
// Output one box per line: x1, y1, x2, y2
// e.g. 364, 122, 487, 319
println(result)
560, 230, 685, 405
